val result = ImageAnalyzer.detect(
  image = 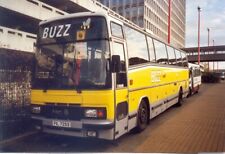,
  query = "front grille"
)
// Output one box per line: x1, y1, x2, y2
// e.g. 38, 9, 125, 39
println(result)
42, 104, 83, 121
